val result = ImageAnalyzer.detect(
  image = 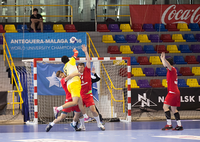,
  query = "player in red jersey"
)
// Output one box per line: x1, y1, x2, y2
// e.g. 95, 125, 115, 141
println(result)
77, 44, 105, 131
160, 52, 183, 131
45, 72, 83, 132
